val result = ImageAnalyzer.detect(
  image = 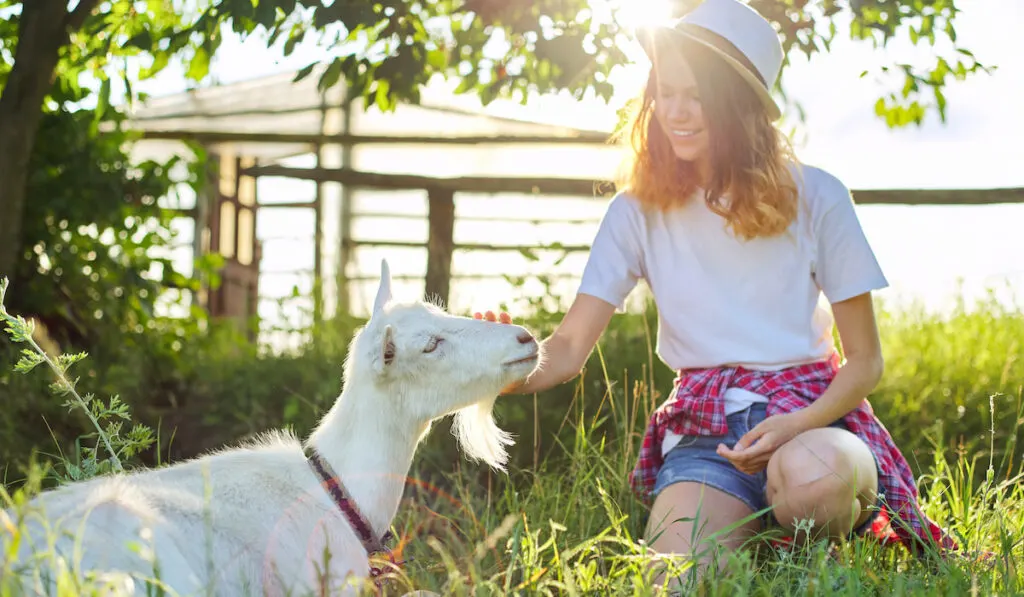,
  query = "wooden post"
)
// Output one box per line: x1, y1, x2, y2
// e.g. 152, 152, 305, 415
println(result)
425, 186, 455, 306
237, 156, 260, 342
312, 147, 324, 323
314, 89, 345, 319
192, 144, 213, 310
336, 87, 355, 315
312, 97, 326, 324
